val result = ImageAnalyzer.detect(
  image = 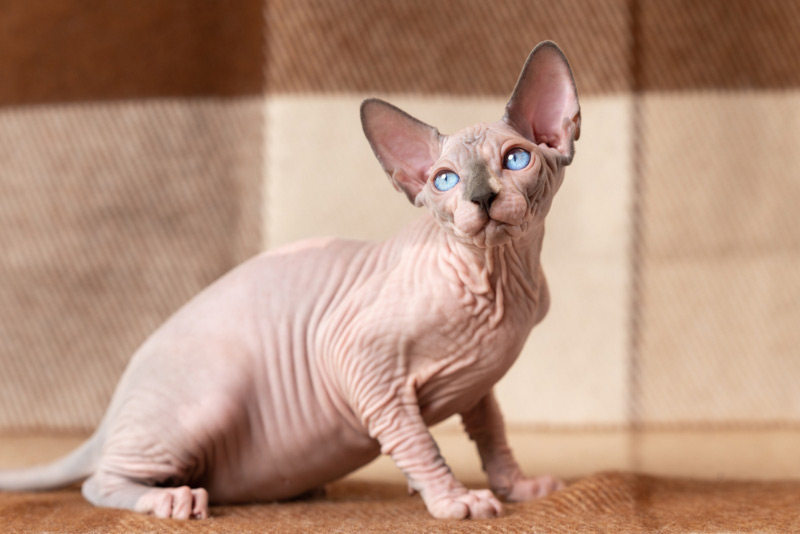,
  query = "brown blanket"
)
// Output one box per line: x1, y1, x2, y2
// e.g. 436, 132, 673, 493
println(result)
3, 3, 800, 532
2, 473, 798, 533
